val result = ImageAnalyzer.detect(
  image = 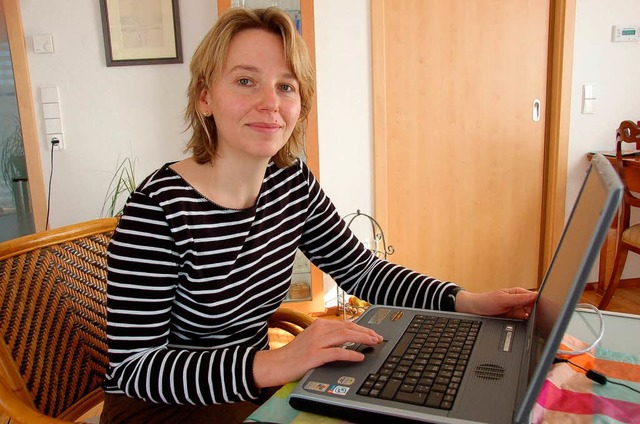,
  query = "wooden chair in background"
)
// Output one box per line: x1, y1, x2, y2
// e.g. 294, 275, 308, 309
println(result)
599, 120, 640, 309
0, 218, 314, 423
